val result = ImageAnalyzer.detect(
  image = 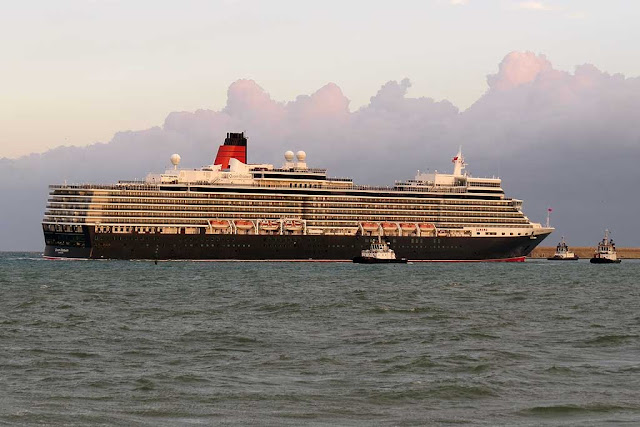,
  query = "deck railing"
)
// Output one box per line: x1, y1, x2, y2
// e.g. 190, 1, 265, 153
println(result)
49, 181, 477, 194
